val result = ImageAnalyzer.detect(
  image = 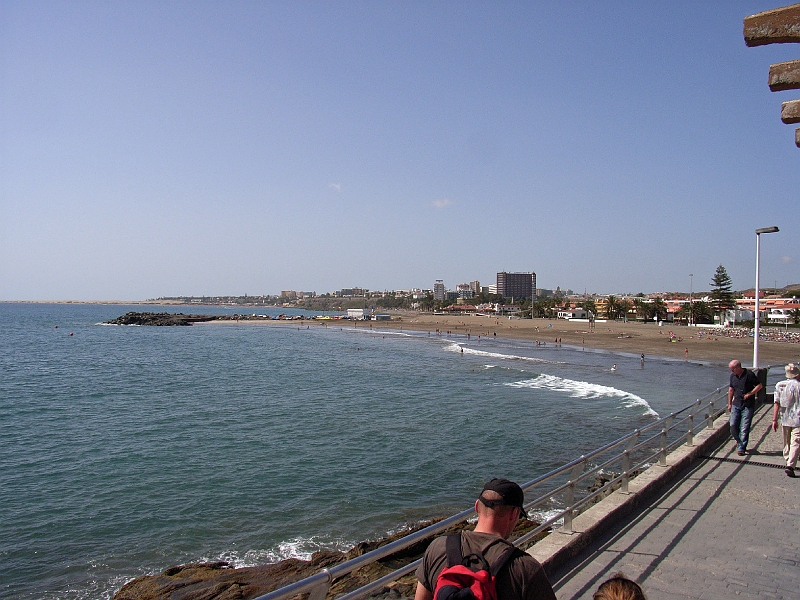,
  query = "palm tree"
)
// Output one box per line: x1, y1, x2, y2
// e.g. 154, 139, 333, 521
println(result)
605, 295, 618, 320
531, 298, 554, 318
692, 300, 714, 324
420, 293, 435, 312
618, 299, 633, 322
540, 297, 556, 318
652, 297, 667, 322
633, 298, 648, 322
675, 303, 691, 324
